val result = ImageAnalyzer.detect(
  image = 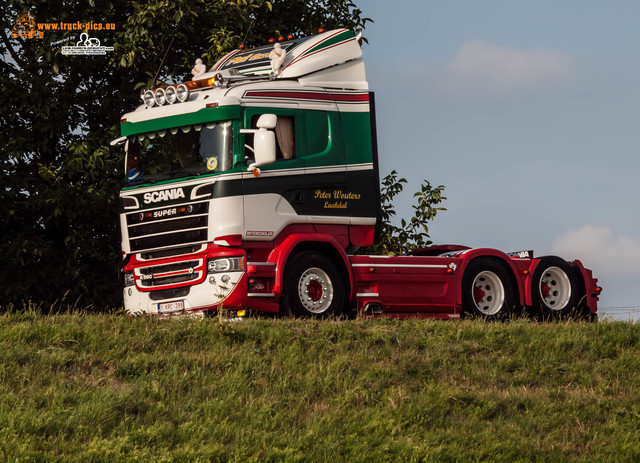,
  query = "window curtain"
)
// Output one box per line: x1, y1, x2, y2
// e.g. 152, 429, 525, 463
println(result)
275, 116, 294, 159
